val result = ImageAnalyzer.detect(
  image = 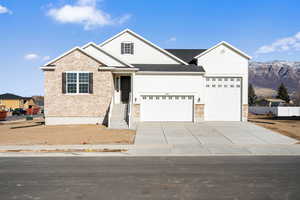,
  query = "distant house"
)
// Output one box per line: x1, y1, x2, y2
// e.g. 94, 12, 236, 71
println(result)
23, 98, 37, 109
0, 93, 36, 110
256, 98, 287, 107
